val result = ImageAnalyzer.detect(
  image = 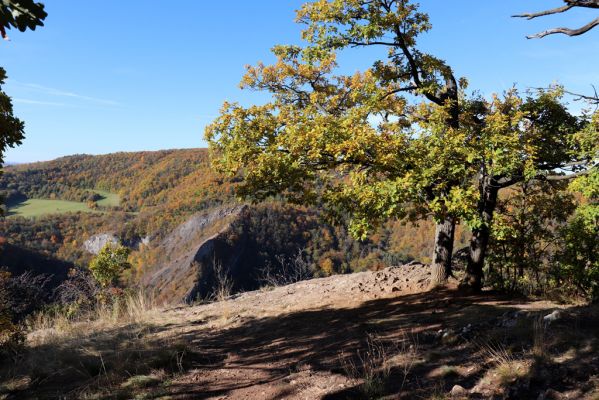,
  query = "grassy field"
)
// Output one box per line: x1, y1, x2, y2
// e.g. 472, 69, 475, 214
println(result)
7, 199, 98, 218
7, 189, 120, 218
93, 189, 120, 207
